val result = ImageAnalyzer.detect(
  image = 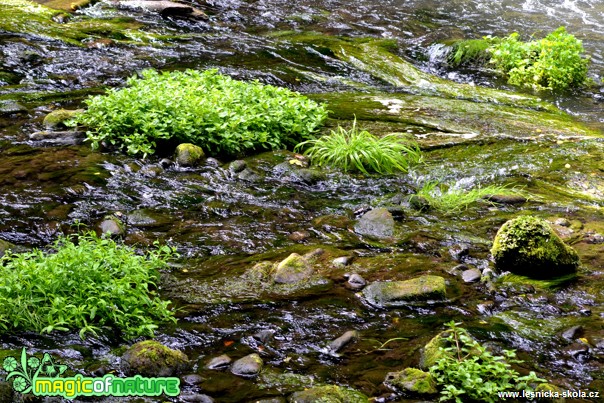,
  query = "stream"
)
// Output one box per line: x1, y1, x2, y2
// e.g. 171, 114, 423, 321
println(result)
0, 0, 603, 402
